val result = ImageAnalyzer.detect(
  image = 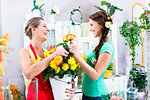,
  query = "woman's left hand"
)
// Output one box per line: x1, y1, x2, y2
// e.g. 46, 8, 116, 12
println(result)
69, 44, 80, 58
